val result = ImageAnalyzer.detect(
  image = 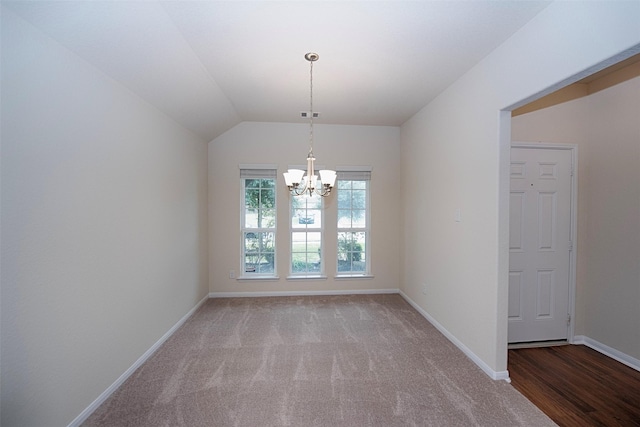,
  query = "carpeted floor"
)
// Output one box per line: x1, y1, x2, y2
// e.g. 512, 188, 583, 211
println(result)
83, 294, 556, 426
